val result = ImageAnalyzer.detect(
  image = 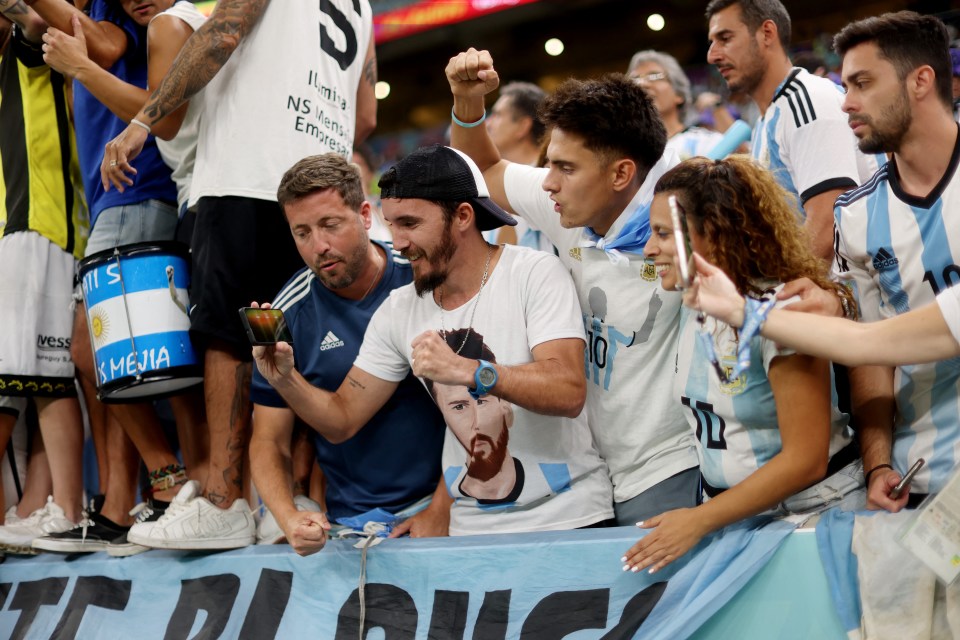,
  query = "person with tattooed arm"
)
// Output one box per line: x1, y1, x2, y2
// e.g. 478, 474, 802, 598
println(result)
96, 0, 377, 549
